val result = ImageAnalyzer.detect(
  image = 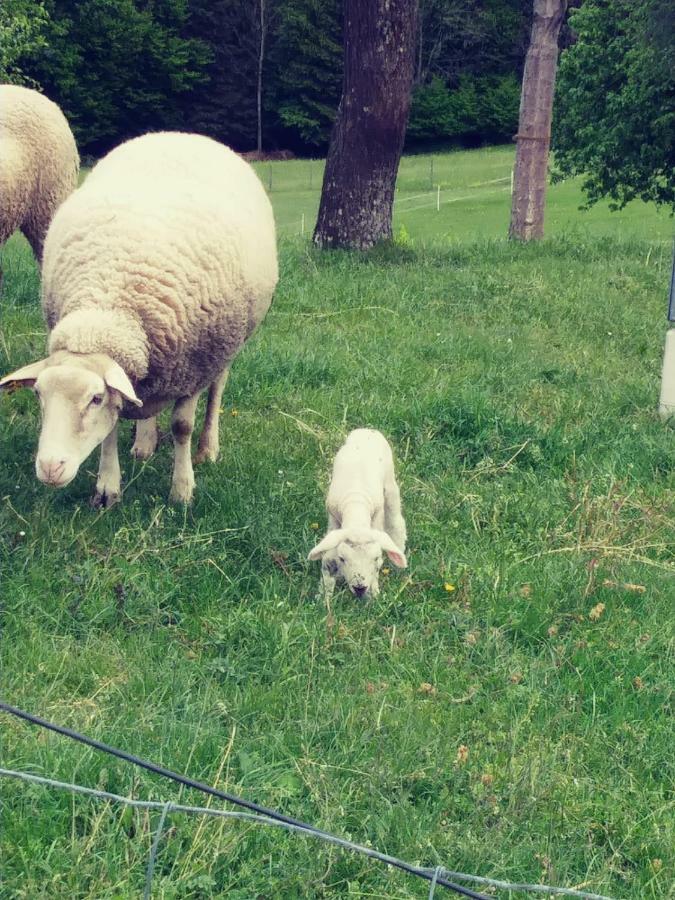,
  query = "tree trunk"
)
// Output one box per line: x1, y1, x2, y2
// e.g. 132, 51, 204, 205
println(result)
509, 0, 567, 240
313, 0, 418, 250
257, 0, 265, 154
